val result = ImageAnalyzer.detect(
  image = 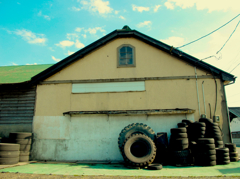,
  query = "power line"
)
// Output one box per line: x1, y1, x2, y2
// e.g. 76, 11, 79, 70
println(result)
201, 20, 240, 61
216, 20, 240, 54
177, 14, 240, 49
230, 62, 240, 73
